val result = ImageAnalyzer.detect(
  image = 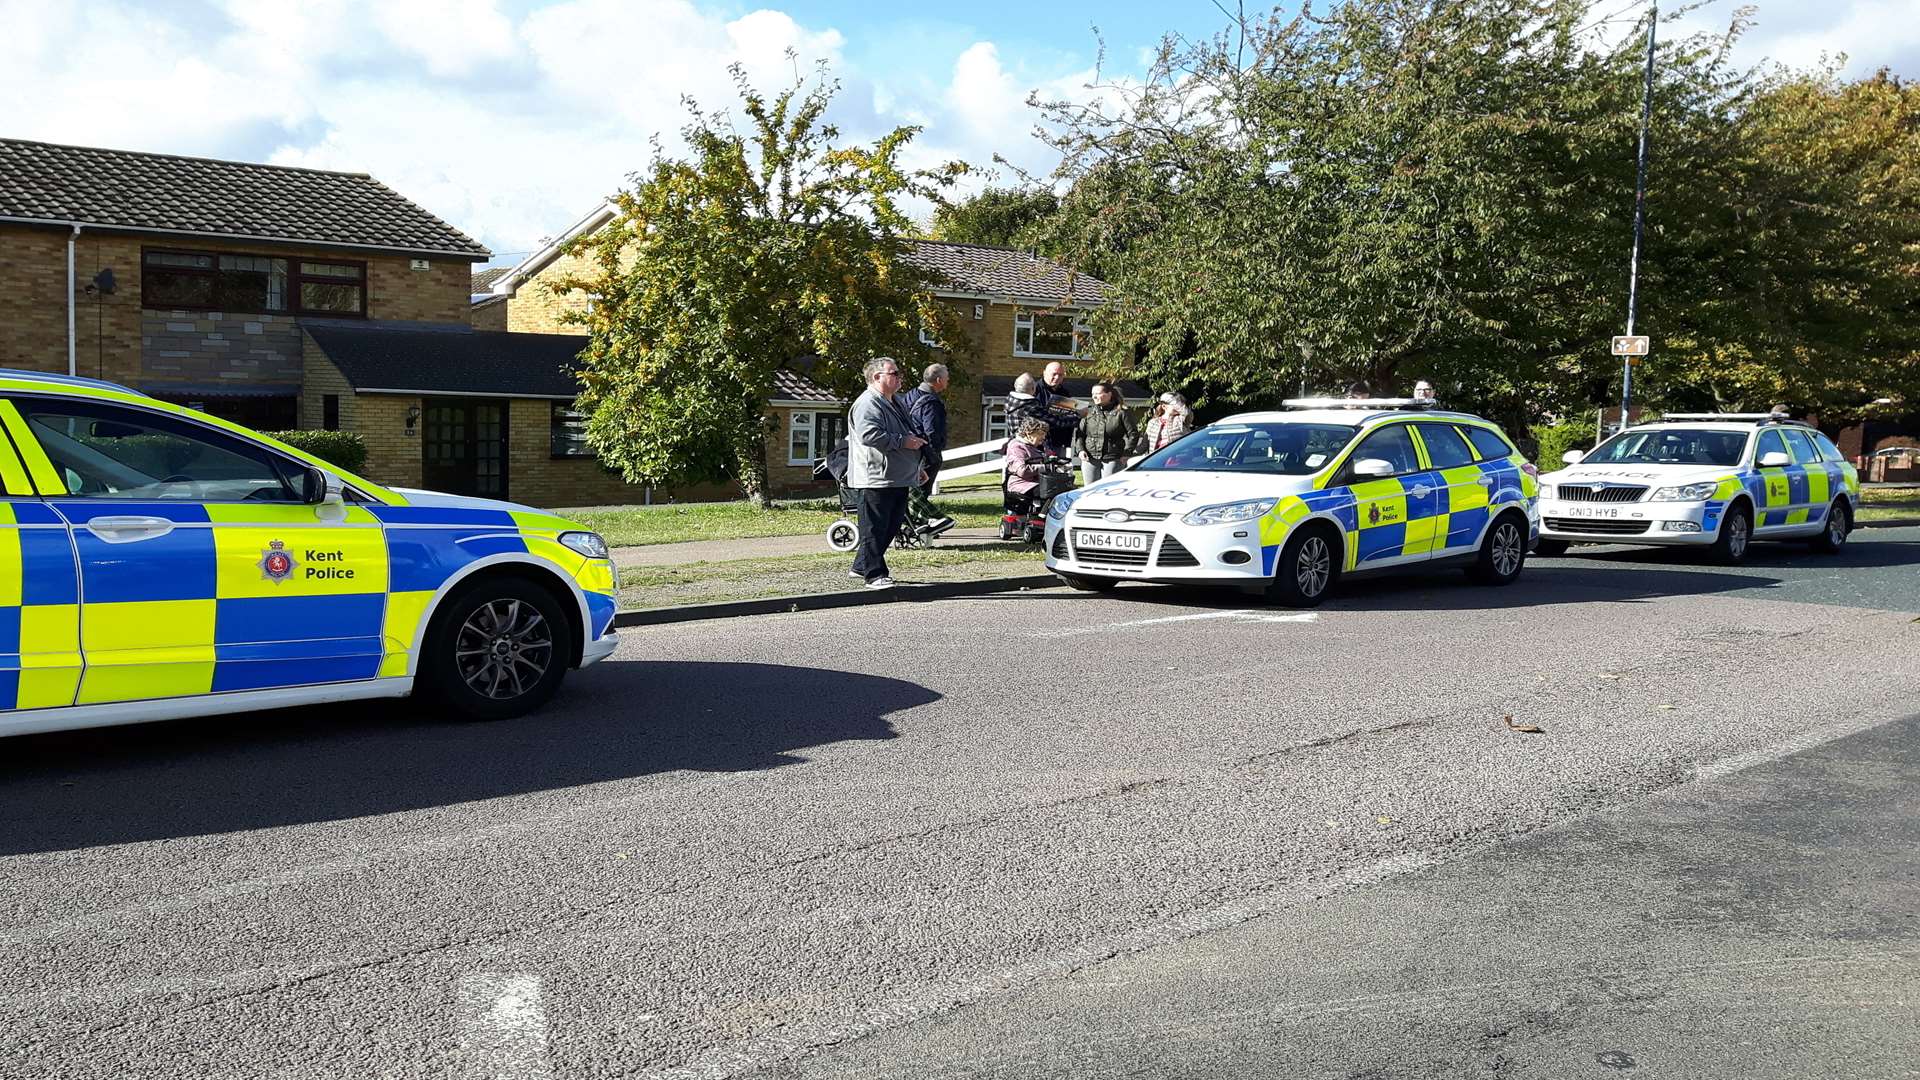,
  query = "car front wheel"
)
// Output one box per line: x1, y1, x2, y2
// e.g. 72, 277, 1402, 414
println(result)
421, 577, 573, 721
1266, 525, 1338, 608
1468, 513, 1528, 585
1809, 500, 1850, 553
1710, 503, 1753, 565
